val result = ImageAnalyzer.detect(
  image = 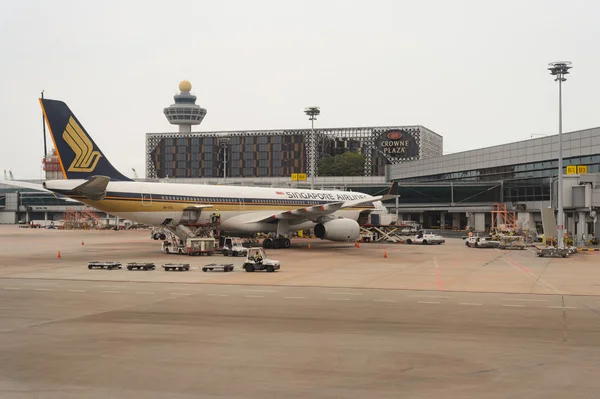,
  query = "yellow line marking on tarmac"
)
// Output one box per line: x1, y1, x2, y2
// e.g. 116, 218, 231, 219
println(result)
374, 299, 397, 303
244, 295, 265, 298
101, 291, 119, 293
418, 301, 441, 304
4, 287, 21, 290
206, 294, 228, 297
548, 306, 578, 309
34, 288, 53, 291
136, 292, 155, 295
460, 303, 483, 306
503, 304, 525, 307
408, 295, 452, 299
68, 289, 86, 292
284, 296, 305, 299
327, 298, 351, 301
